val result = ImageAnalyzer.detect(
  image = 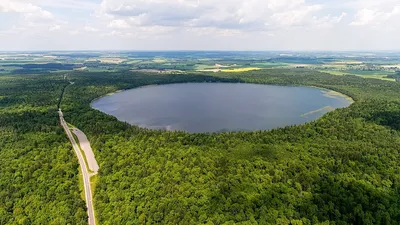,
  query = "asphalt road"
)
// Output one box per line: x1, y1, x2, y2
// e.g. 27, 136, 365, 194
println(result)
59, 109, 96, 225
72, 128, 99, 173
